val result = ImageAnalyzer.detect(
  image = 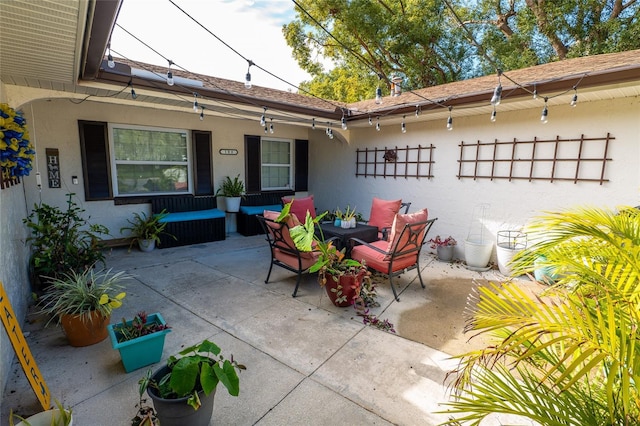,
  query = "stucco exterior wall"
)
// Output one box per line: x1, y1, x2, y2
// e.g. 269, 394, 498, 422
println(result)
309, 96, 640, 260
19, 98, 310, 239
